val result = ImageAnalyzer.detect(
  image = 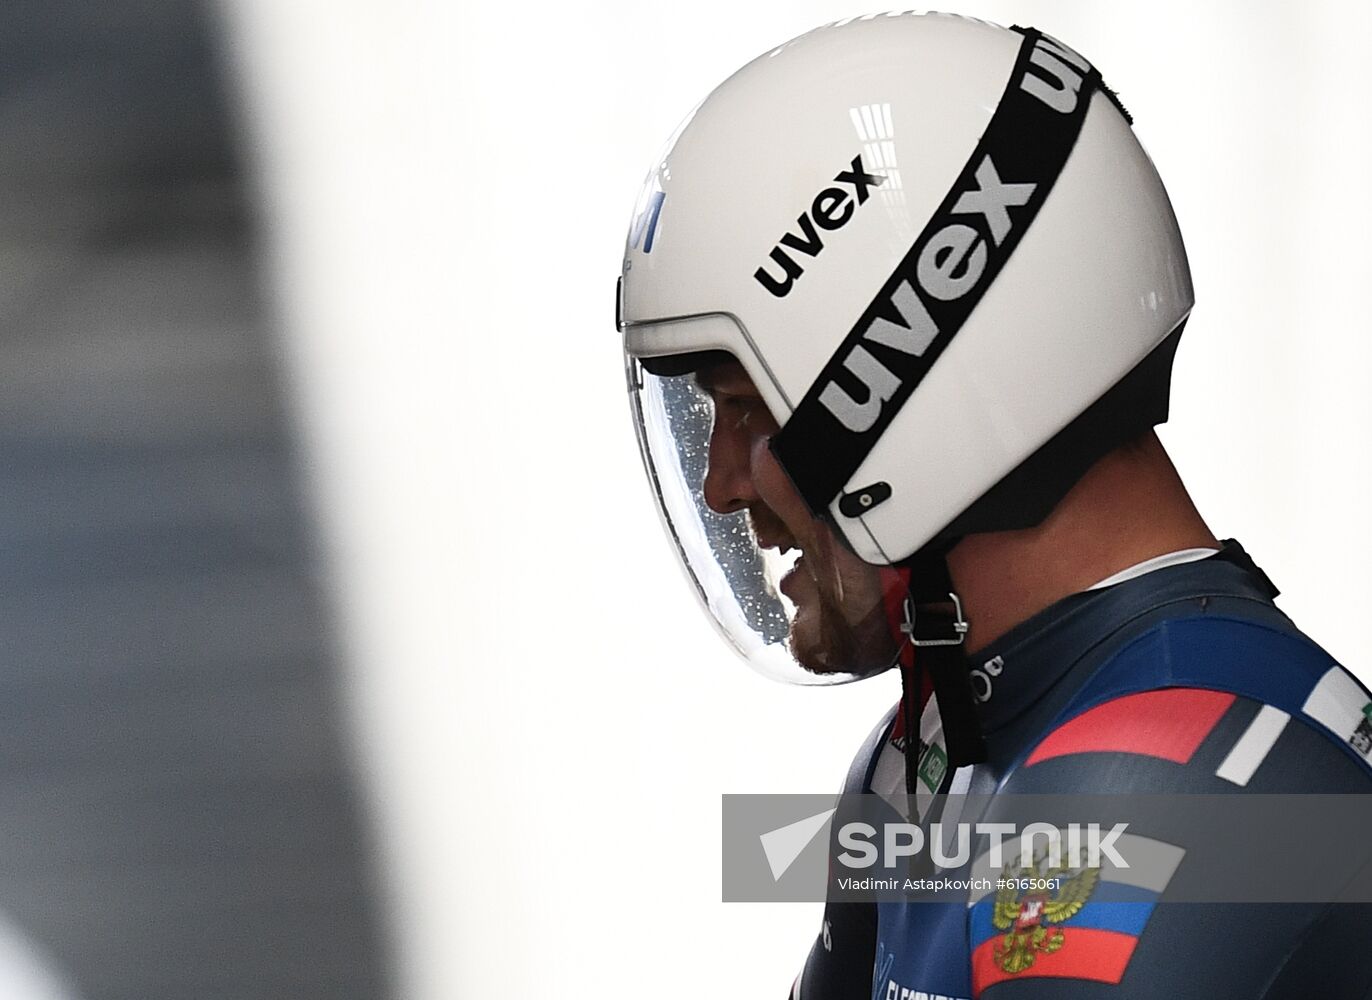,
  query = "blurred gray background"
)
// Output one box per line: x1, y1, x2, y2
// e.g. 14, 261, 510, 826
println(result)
0, 1, 389, 996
